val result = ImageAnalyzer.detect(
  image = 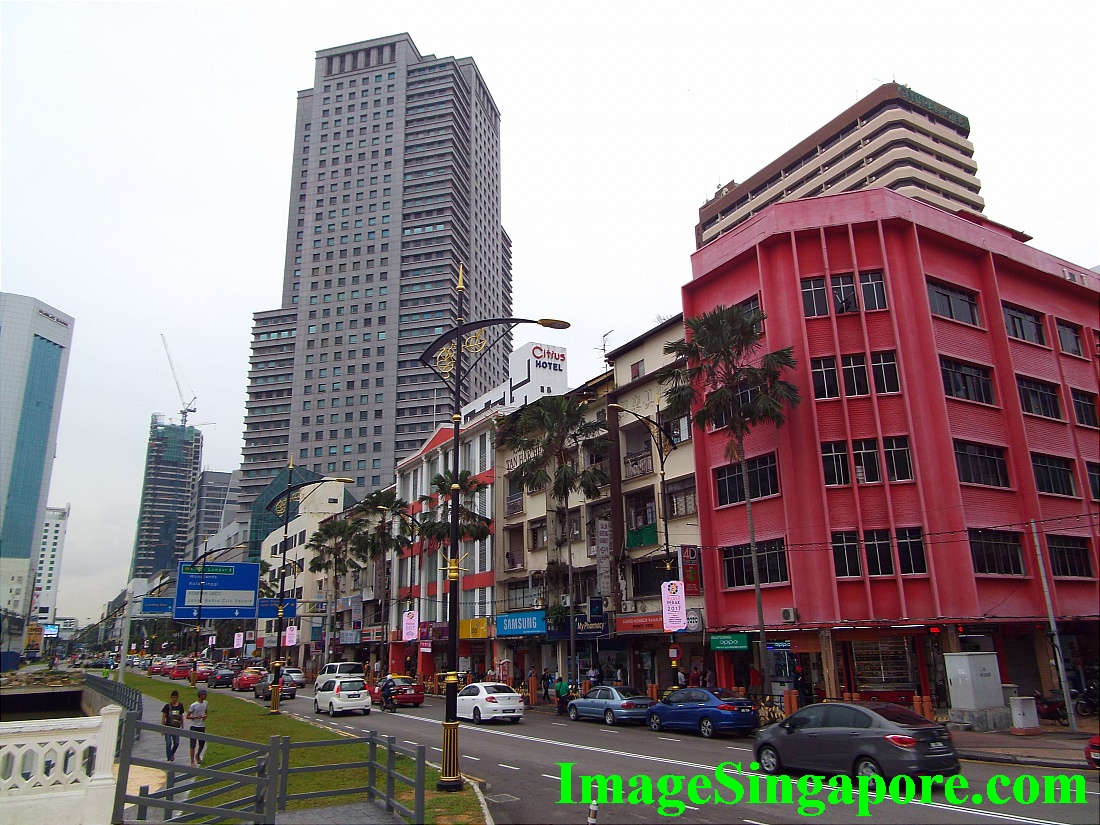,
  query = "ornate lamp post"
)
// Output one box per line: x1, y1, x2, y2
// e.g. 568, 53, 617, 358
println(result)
420, 263, 568, 792
266, 467, 353, 713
